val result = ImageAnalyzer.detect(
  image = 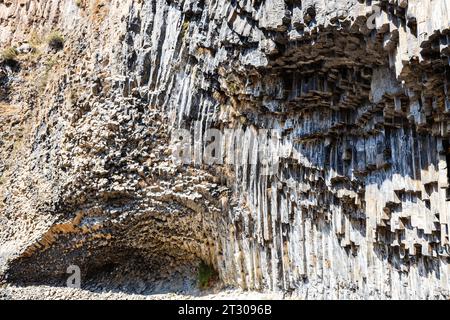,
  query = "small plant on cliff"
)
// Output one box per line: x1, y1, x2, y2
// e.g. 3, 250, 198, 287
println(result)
197, 261, 217, 289
181, 20, 190, 39
227, 81, 240, 95
1, 47, 18, 65
47, 31, 64, 51
75, 0, 82, 7
29, 31, 42, 47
